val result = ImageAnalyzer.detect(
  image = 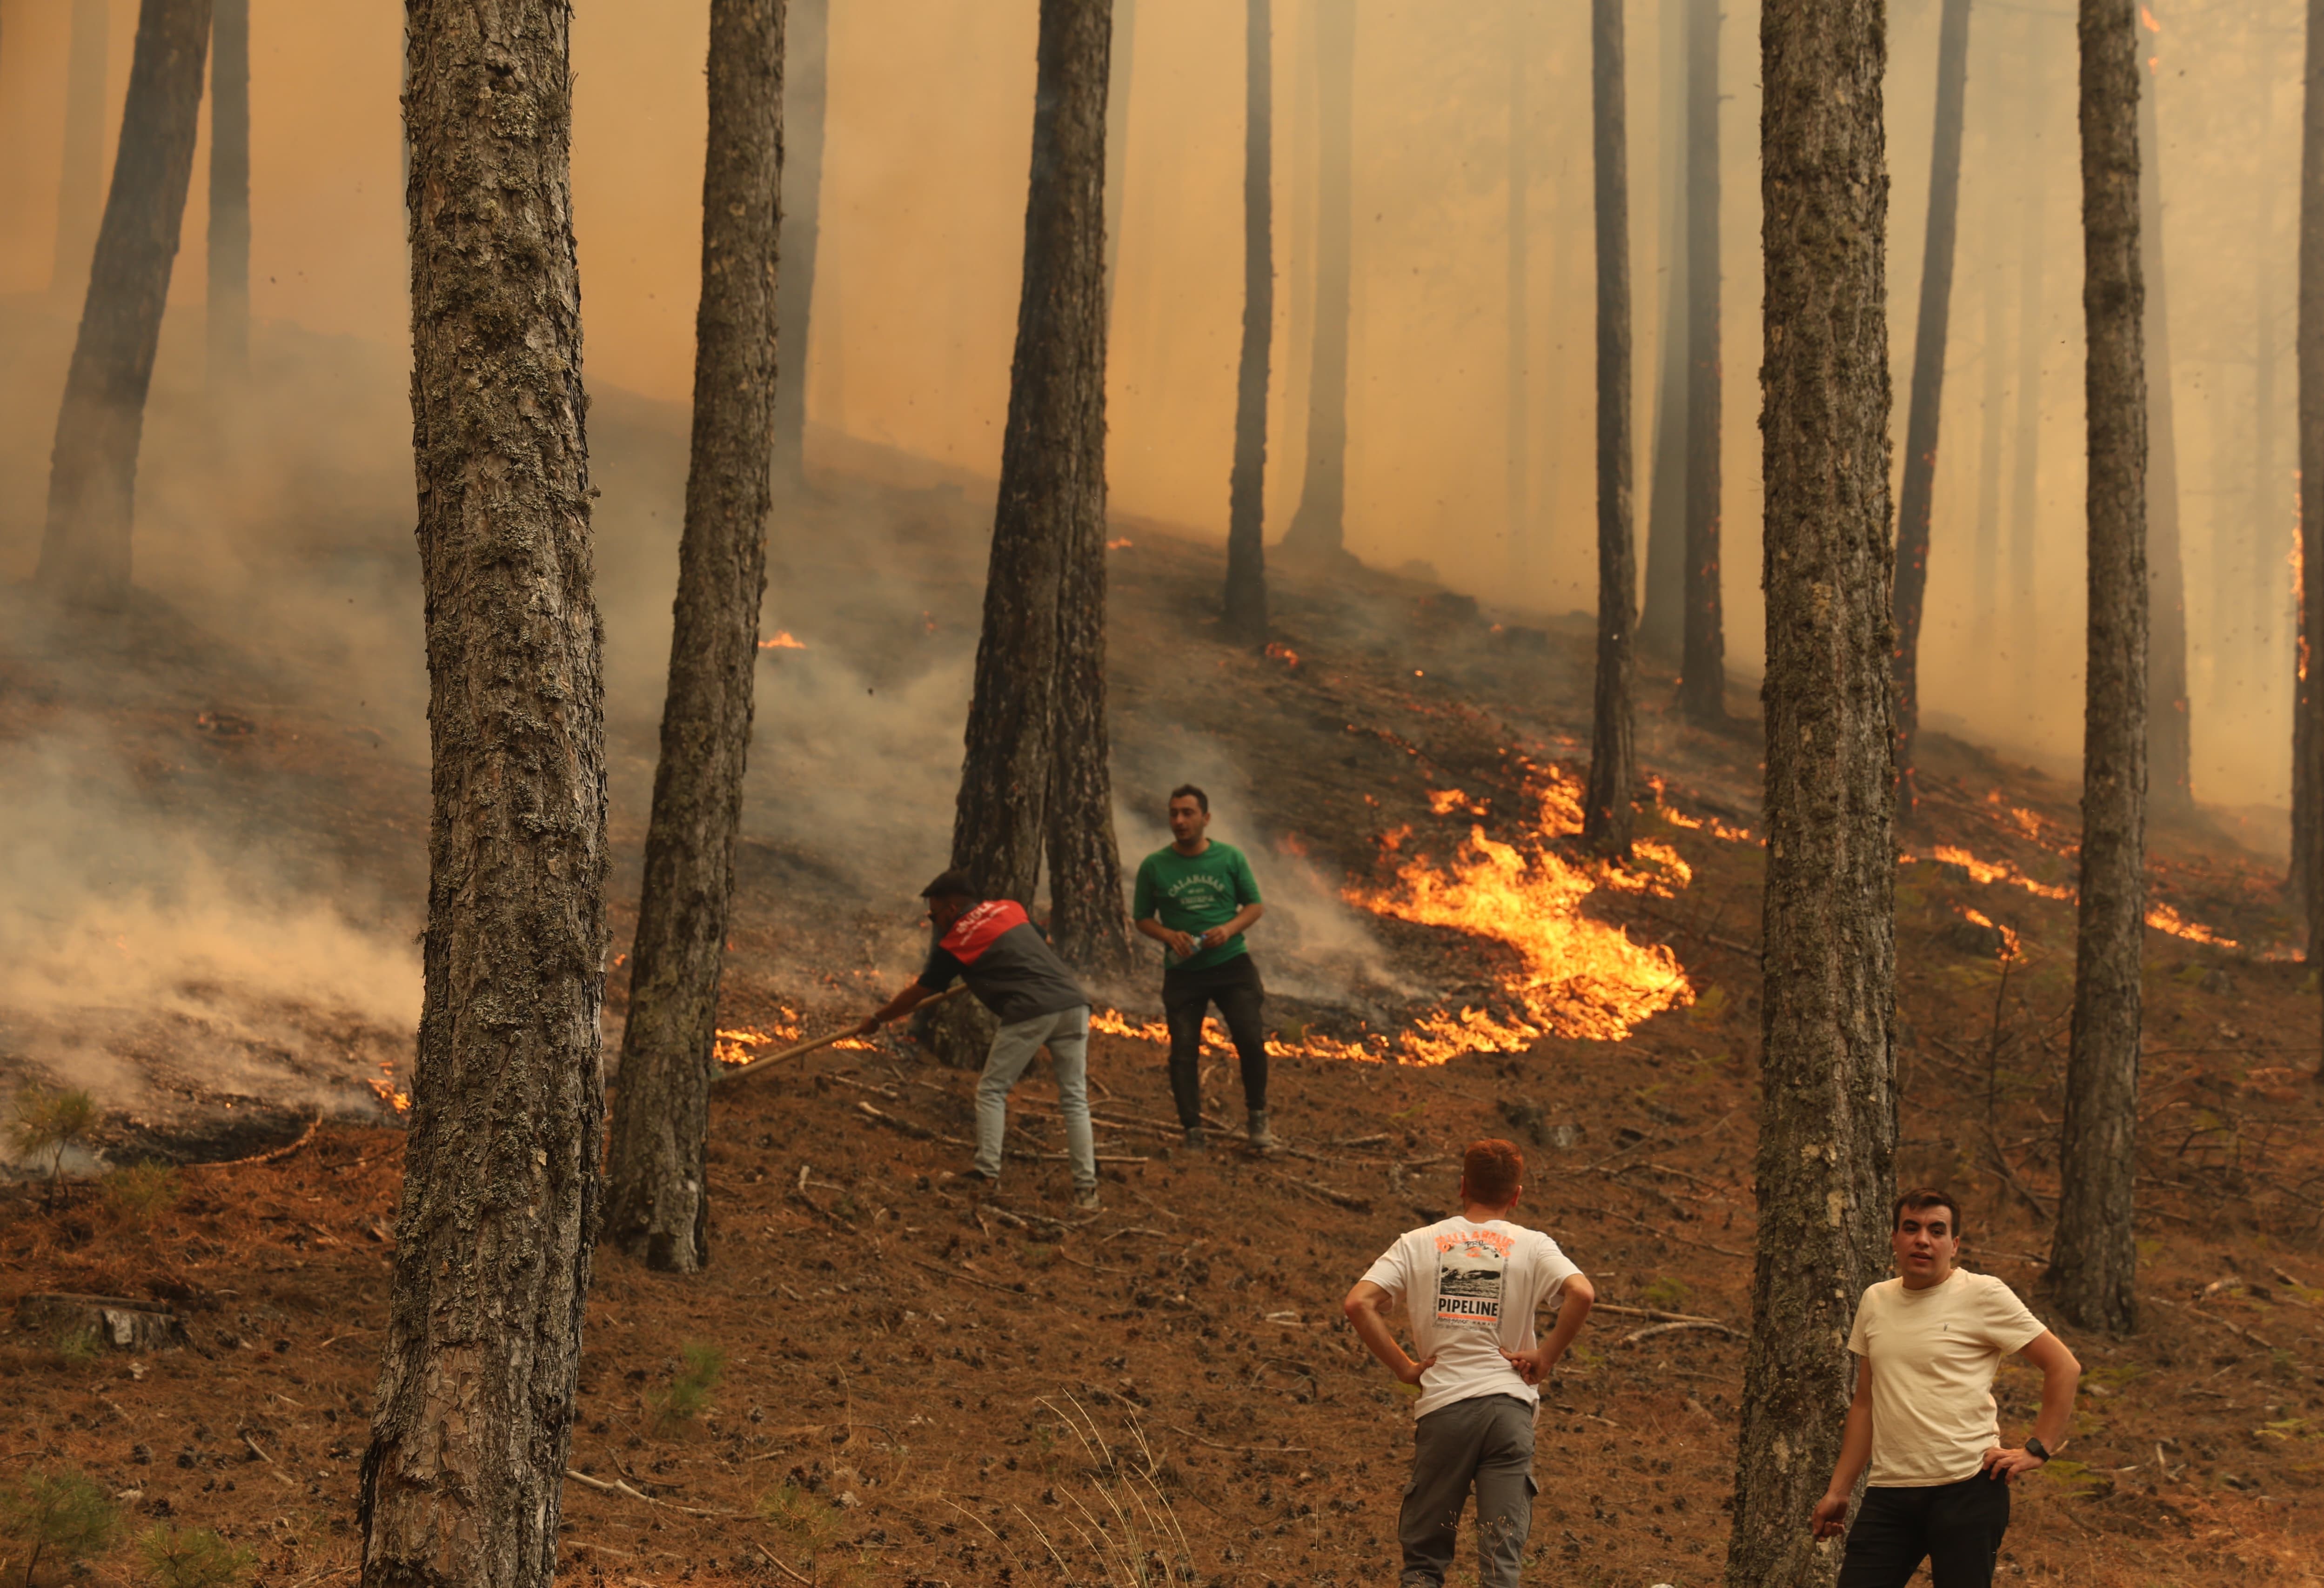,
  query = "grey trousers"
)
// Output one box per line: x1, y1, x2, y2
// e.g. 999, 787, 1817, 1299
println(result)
1398, 1393, 1536, 1588
974, 1005, 1094, 1190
